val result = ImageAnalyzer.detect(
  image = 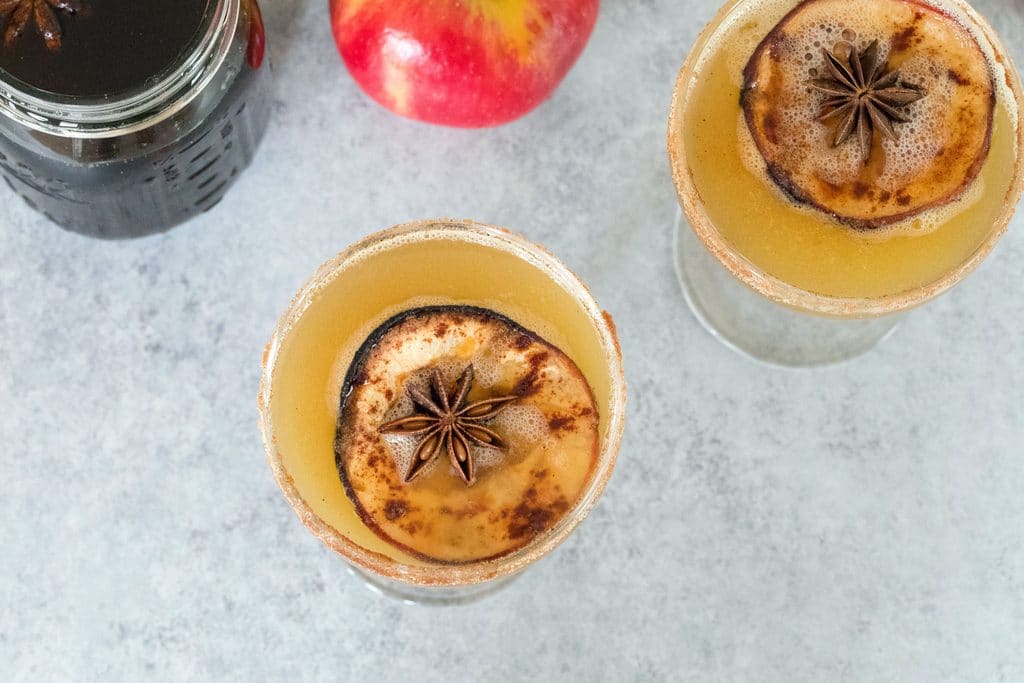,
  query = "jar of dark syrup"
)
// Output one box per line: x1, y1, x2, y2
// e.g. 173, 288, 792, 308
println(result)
0, 0, 270, 238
